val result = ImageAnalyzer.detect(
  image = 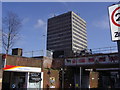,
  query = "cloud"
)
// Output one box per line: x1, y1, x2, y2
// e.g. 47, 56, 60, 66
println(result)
92, 15, 109, 30
22, 18, 29, 24
34, 19, 46, 29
